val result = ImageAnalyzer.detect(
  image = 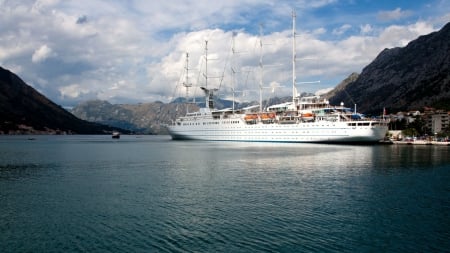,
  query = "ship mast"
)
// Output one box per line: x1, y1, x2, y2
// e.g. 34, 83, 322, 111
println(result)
204, 40, 208, 89
259, 24, 264, 112
183, 52, 192, 113
231, 32, 237, 112
292, 10, 297, 106
201, 40, 215, 109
